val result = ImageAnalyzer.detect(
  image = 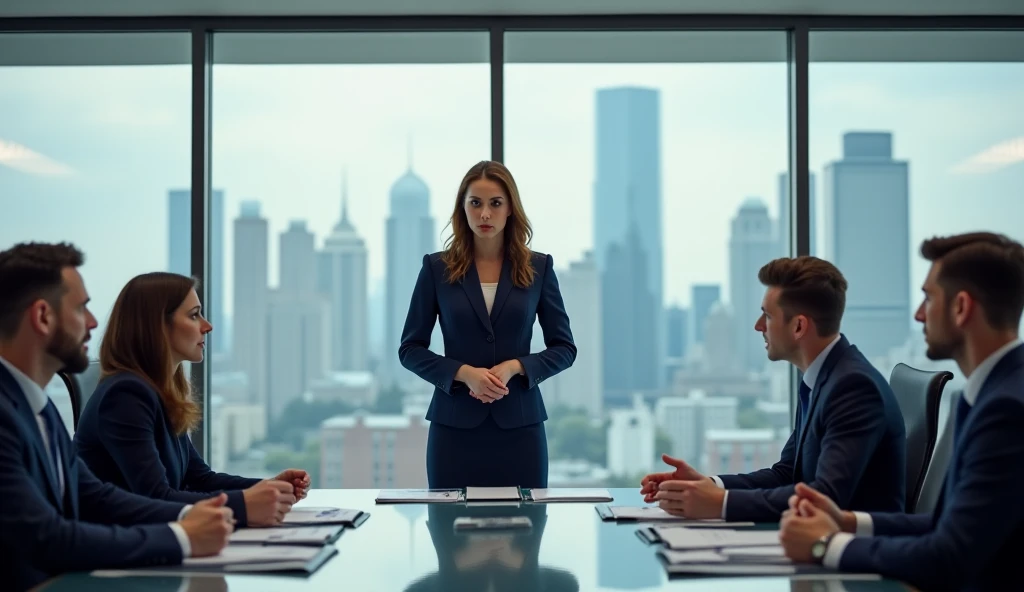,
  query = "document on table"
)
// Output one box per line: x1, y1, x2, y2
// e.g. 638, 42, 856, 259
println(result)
229, 525, 344, 546
179, 544, 338, 573
282, 507, 369, 527
530, 488, 613, 502
375, 489, 462, 503
598, 505, 754, 526
465, 487, 523, 501
655, 528, 781, 550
